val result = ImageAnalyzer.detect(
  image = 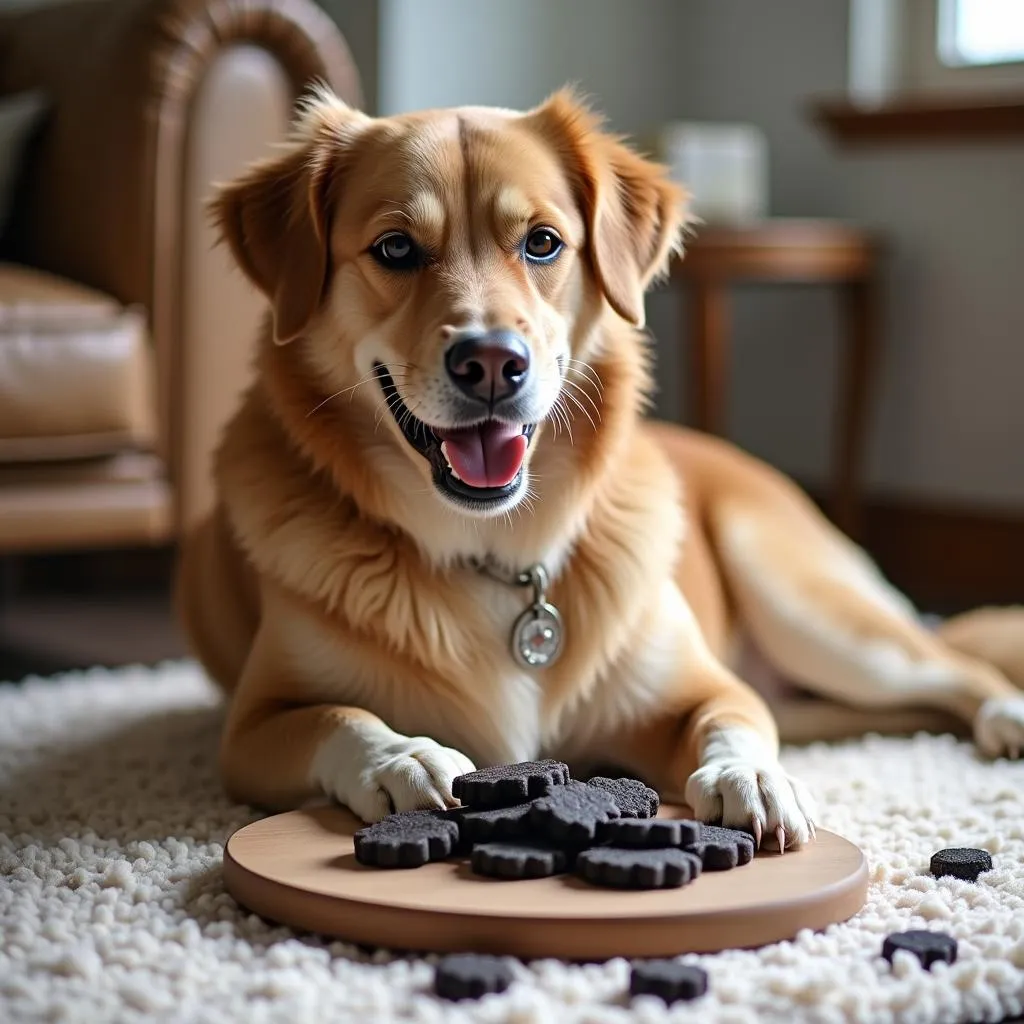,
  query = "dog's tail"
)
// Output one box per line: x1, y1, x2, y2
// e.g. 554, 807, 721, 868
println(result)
936, 606, 1024, 688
